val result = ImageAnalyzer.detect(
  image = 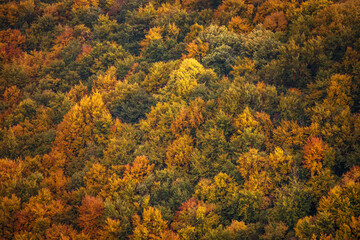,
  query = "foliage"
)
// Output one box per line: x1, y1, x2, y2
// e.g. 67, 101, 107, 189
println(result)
0, 0, 359, 238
